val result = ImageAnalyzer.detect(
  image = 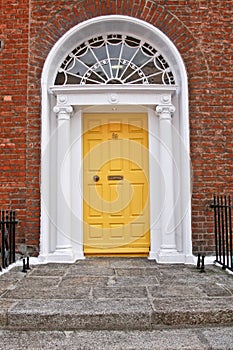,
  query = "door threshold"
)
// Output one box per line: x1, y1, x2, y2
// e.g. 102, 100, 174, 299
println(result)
84, 253, 149, 258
